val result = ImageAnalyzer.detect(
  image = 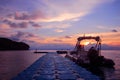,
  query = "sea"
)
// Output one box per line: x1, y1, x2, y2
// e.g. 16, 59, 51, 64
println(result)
0, 50, 120, 80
